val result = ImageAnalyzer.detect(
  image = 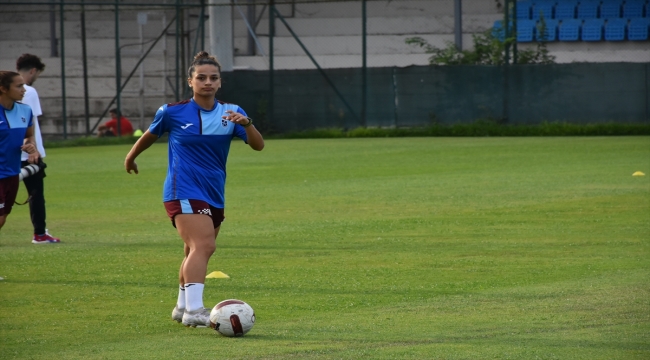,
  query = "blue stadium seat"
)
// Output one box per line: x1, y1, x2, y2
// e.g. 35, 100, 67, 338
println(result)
600, 1, 622, 19
559, 19, 582, 40
578, 1, 600, 19
582, 18, 605, 40
555, 3, 577, 19
517, 1, 533, 19
604, 18, 627, 40
493, 20, 506, 41
532, 1, 555, 20
517, 19, 537, 41
536, 19, 559, 40
623, 0, 645, 18
628, 17, 650, 40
